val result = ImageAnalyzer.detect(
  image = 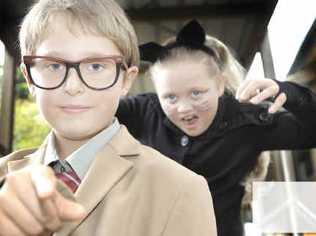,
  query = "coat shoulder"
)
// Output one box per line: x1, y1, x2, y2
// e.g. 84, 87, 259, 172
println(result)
0, 148, 37, 179
108, 126, 209, 193
0, 148, 37, 166
136, 144, 207, 189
